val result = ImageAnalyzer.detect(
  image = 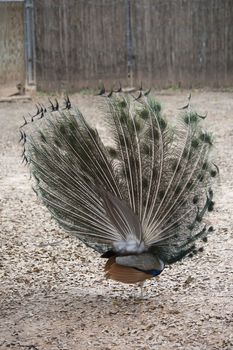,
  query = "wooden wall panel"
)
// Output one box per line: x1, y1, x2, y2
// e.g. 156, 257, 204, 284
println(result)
0, 2, 25, 86
35, 0, 129, 91
35, 0, 233, 91
131, 0, 233, 88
